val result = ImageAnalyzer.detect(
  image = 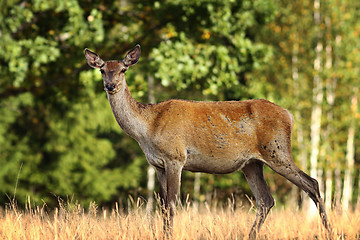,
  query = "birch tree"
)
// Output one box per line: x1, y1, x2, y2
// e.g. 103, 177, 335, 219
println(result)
309, 0, 324, 215
324, 16, 335, 209
146, 75, 156, 213
335, 0, 360, 211
342, 90, 358, 210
